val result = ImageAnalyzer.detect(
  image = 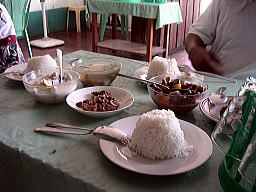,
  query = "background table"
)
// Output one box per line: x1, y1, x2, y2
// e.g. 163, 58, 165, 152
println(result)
0, 50, 243, 192
87, 0, 182, 62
